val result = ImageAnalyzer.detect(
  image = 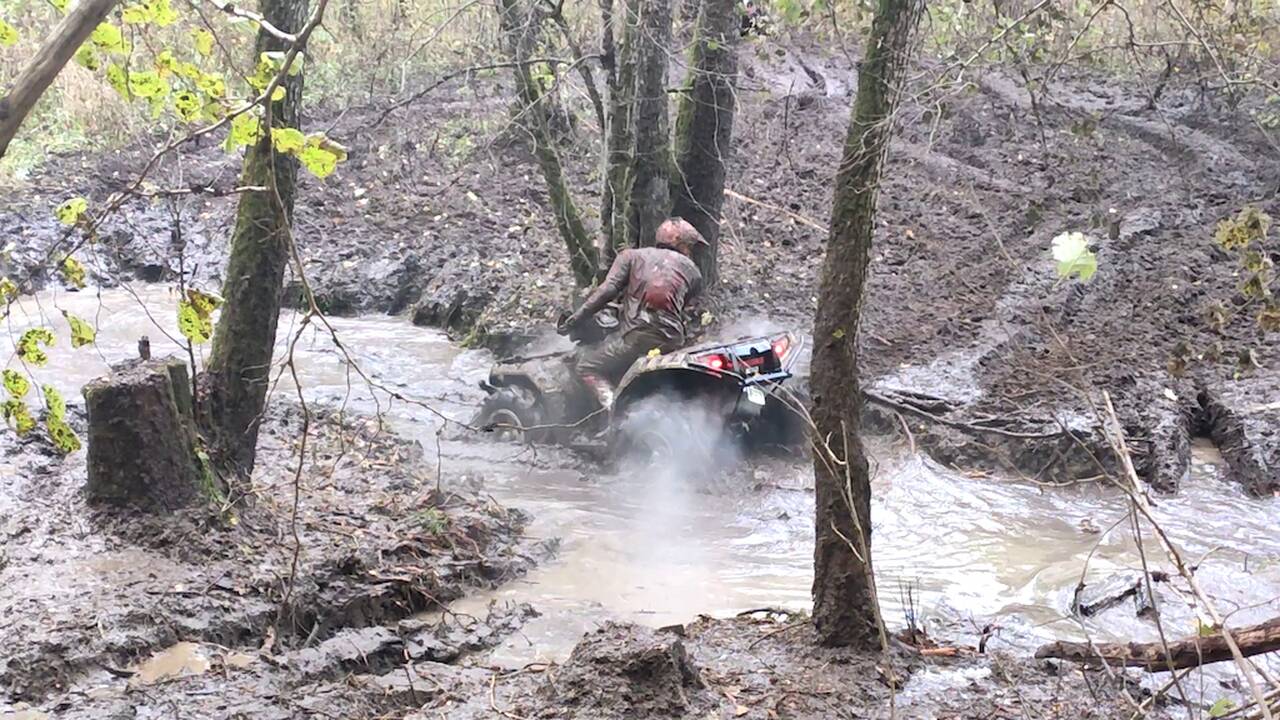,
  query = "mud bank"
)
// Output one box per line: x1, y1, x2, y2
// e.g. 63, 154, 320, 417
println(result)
371, 614, 1169, 719
0, 403, 547, 711
3, 33, 1278, 492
